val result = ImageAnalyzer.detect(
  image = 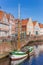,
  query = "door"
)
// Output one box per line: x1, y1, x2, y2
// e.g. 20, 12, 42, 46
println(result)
36, 31, 38, 35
